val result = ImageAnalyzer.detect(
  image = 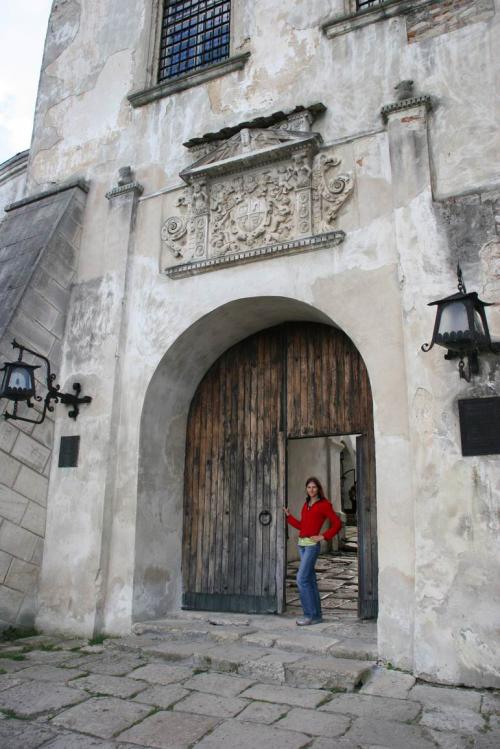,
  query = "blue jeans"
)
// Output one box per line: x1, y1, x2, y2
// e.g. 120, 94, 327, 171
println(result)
297, 543, 322, 620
